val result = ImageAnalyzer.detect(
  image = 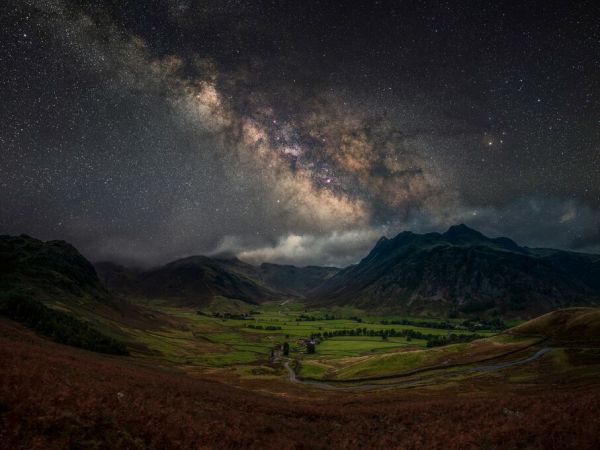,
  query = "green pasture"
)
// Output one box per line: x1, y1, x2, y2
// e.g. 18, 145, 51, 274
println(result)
126, 299, 501, 372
